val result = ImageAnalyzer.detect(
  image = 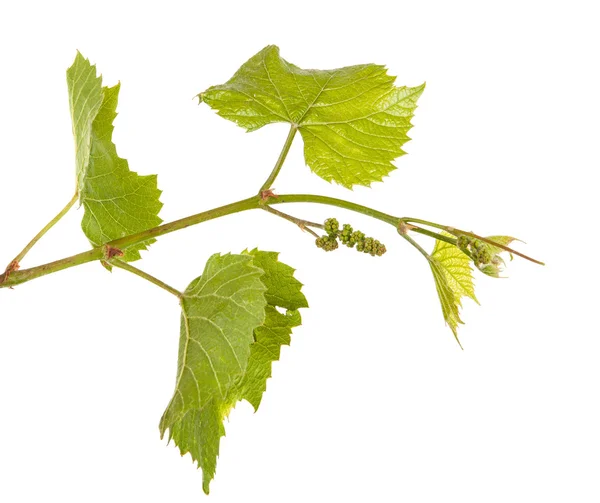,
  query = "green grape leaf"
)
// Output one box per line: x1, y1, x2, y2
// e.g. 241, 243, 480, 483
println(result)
162, 250, 306, 494
429, 236, 478, 345
432, 237, 478, 305
244, 249, 308, 311
234, 249, 306, 410
429, 259, 463, 345
232, 305, 301, 411
66, 52, 103, 188
199, 45, 425, 189
484, 235, 518, 254
160, 253, 267, 432
66, 53, 163, 262
169, 307, 303, 494
168, 400, 224, 495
